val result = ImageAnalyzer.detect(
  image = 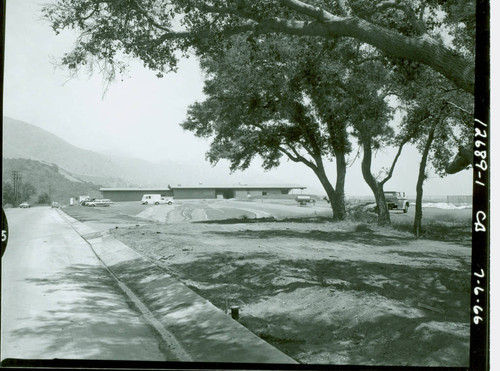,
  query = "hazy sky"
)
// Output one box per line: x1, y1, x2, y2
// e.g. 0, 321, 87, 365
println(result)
3, 0, 476, 196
